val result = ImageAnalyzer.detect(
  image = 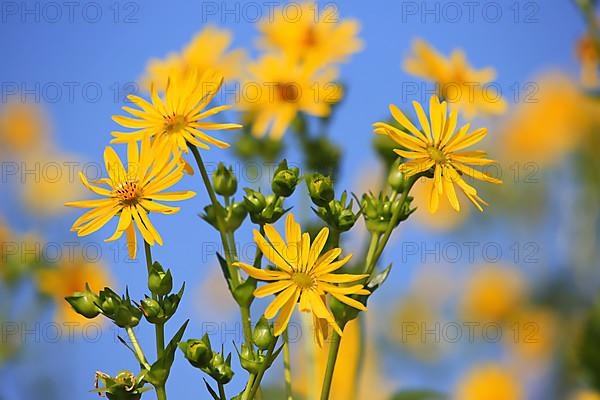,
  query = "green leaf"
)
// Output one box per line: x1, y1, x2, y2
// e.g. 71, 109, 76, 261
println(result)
389, 390, 447, 400
145, 320, 189, 386
203, 378, 221, 400
367, 263, 393, 293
